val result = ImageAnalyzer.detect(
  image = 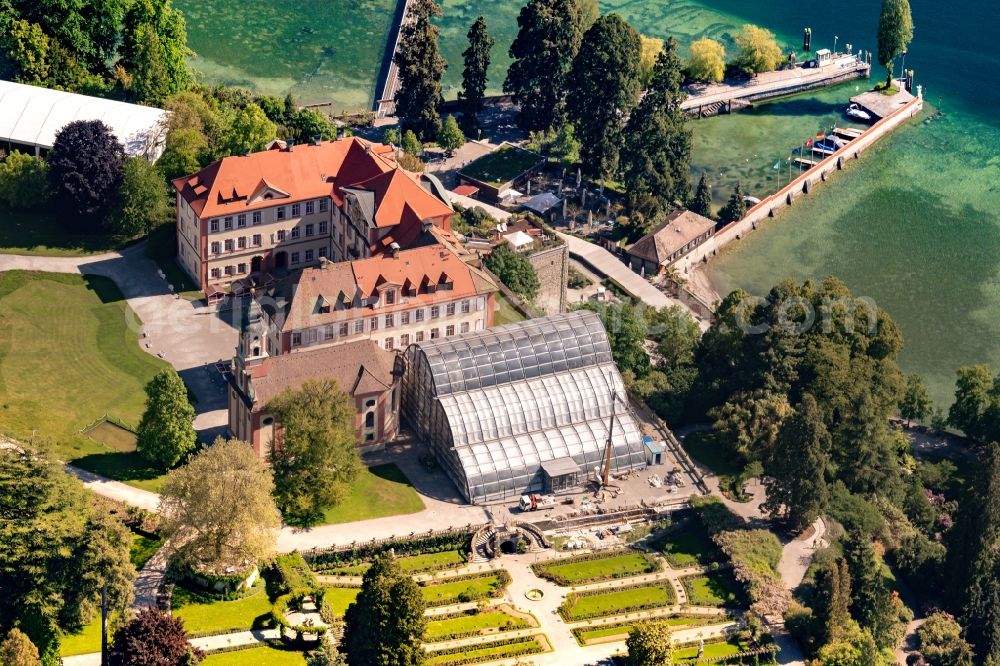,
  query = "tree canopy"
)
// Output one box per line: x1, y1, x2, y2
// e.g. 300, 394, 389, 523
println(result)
690, 172, 713, 219
0, 151, 48, 210
266, 379, 362, 527
108, 157, 169, 237
625, 621, 673, 665
393, 0, 446, 140
48, 120, 125, 222
0, 628, 42, 666
457, 16, 493, 136
437, 115, 465, 155
734, 24, 783, 75
877, 0, 914, 84
136, 368, 197, 469
107, 609, 202, 666
484, 245, 540, 301
687, 38, 726, 82
717, 181, 747, 224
